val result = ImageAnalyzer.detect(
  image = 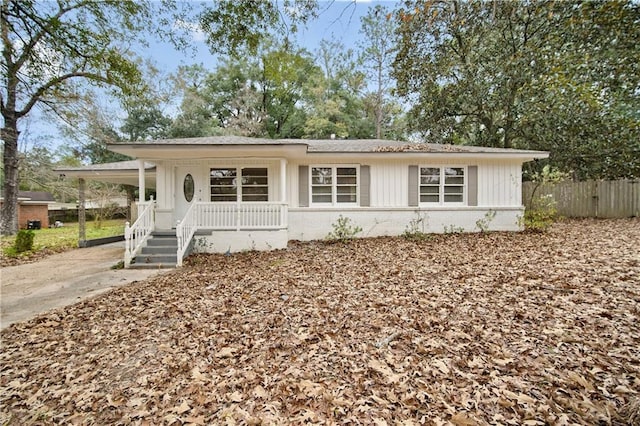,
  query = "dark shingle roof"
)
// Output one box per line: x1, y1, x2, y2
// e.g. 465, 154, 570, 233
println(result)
109, 136, 546, 155
18, 191, 55, 202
